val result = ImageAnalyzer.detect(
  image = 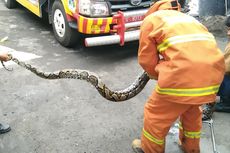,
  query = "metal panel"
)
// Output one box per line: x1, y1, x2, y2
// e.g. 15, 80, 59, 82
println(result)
199, 0, 225, 16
